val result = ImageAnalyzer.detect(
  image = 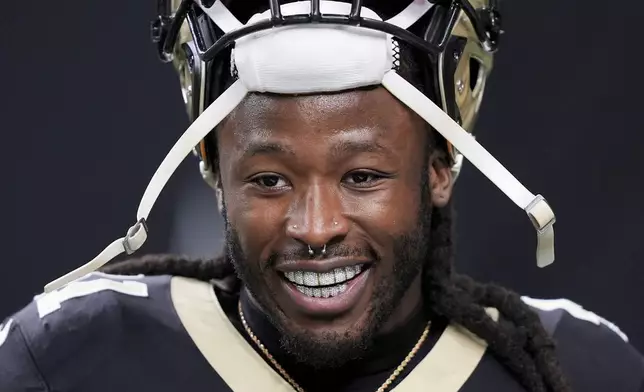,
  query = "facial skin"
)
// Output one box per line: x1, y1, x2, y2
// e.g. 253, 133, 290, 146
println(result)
215, 86, 453, 368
